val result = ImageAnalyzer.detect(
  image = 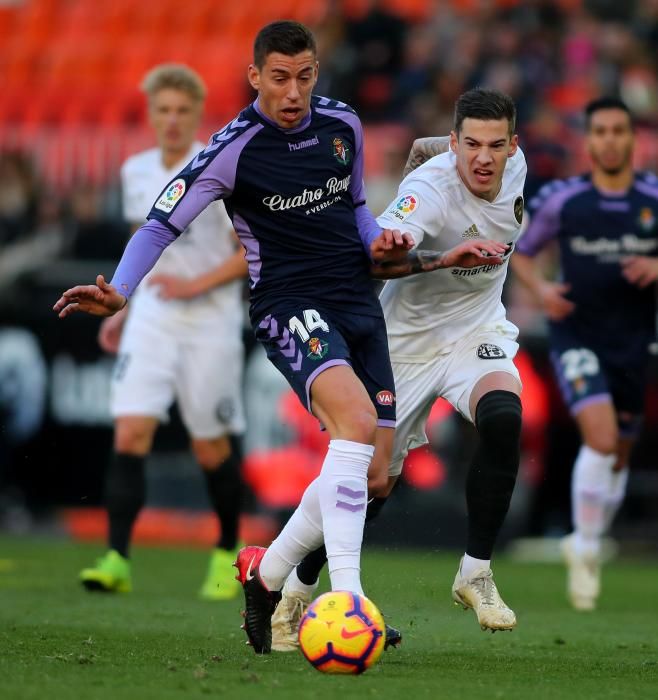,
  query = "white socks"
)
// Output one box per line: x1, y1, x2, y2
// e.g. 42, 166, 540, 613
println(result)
602, 466, 629, 532
260, 439, 373, 594
259, 478, 324, 591
319, 439, 372, 595
284, 566, 319, 597
460, 554, 491, 579
571, 445, 617, 558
